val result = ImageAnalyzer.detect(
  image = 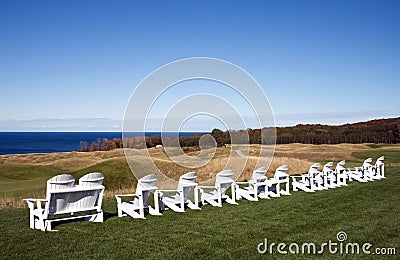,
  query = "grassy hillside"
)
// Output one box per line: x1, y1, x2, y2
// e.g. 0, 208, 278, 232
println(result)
1, 144, 399, 203
1, 166, 398, 258
0, 145, 398, 258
